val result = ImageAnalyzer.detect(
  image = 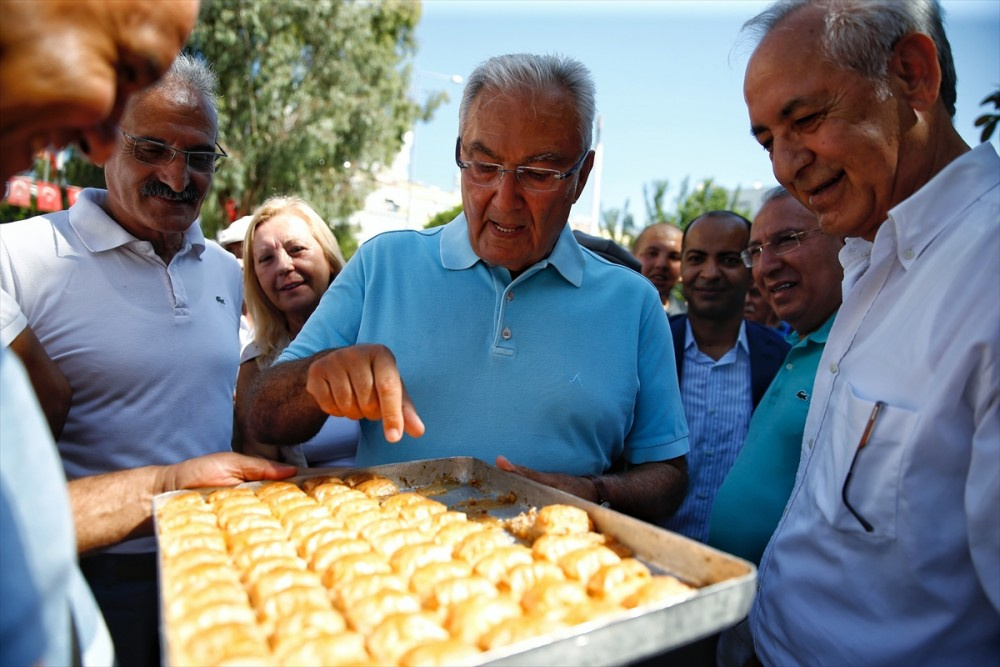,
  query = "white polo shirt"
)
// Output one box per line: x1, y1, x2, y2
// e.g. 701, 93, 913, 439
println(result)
0, 188, 243, 553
